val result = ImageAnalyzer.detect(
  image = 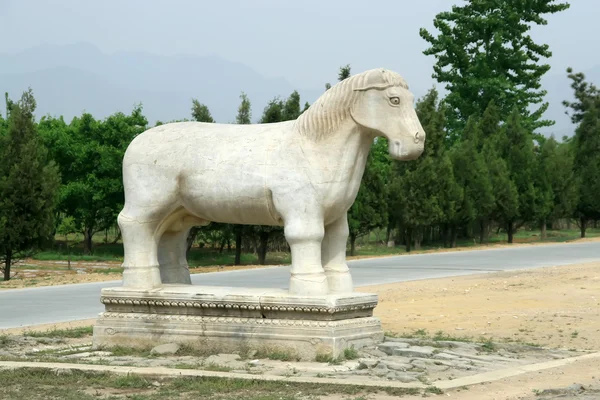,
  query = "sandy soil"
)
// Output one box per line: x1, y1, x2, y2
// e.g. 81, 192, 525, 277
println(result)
350, 262, 600, 399
358, 262, 600, 351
